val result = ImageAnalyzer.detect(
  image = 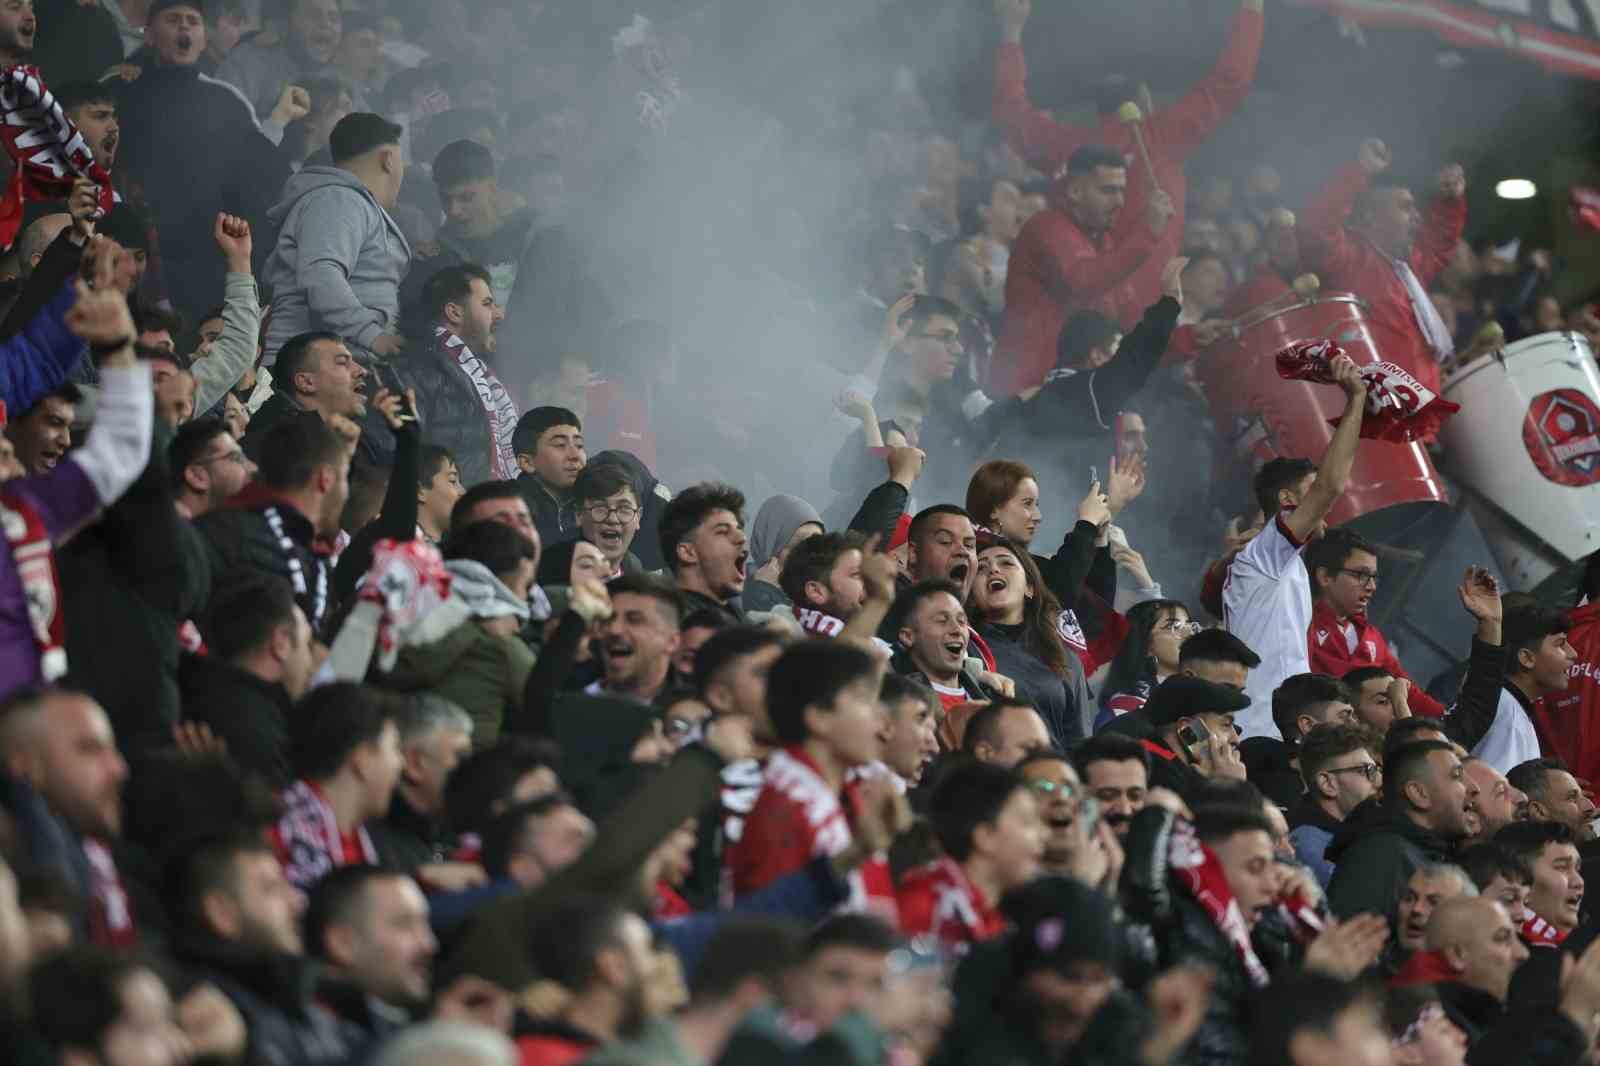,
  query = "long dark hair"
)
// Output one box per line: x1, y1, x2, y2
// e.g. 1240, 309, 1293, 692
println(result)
969, 534, 1069, 676
1099, 598, 1188, 710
